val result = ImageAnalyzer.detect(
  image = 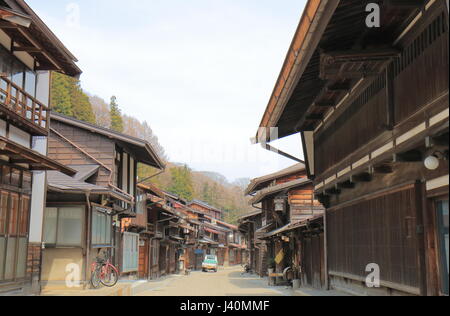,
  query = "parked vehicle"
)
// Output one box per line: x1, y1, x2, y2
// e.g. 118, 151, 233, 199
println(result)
202, 255, 218, 273
91, 256, 119, 289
